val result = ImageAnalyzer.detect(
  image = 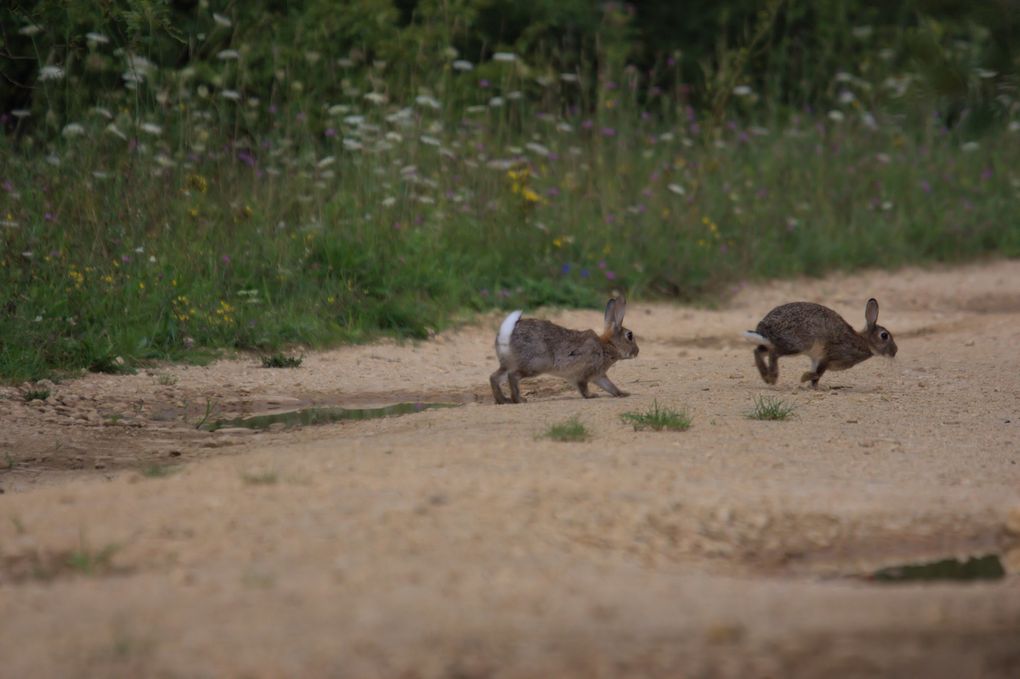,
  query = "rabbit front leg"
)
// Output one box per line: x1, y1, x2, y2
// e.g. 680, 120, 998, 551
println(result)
593, 375, 629, 397
800, 359, 828, 388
